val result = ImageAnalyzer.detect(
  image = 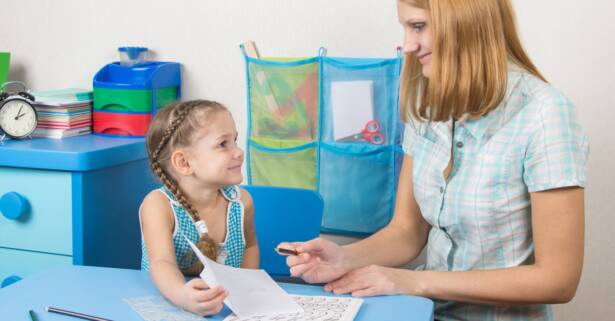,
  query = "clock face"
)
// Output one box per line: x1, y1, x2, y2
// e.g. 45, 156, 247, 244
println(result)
0, 99, 38, 138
